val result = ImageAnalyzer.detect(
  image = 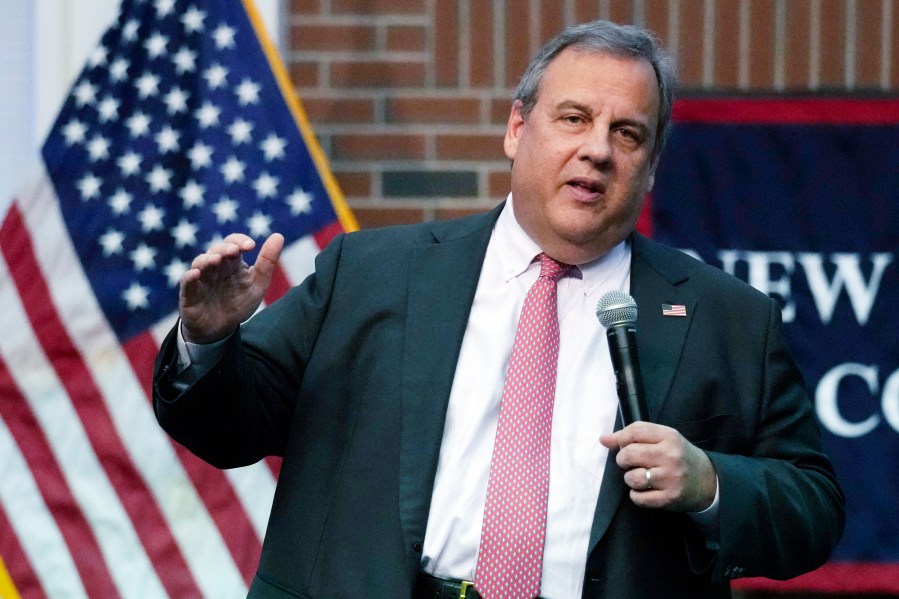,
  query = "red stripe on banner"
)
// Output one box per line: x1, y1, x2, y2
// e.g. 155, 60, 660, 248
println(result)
0, 357, 116, 598
0, 502, 47, 599
734, 562, 899, 593
0, 206, 203, 598
313, 220, 344, 250
264, 263, 292, 306
123, 331, 262, 584
673, 98, 899, 124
